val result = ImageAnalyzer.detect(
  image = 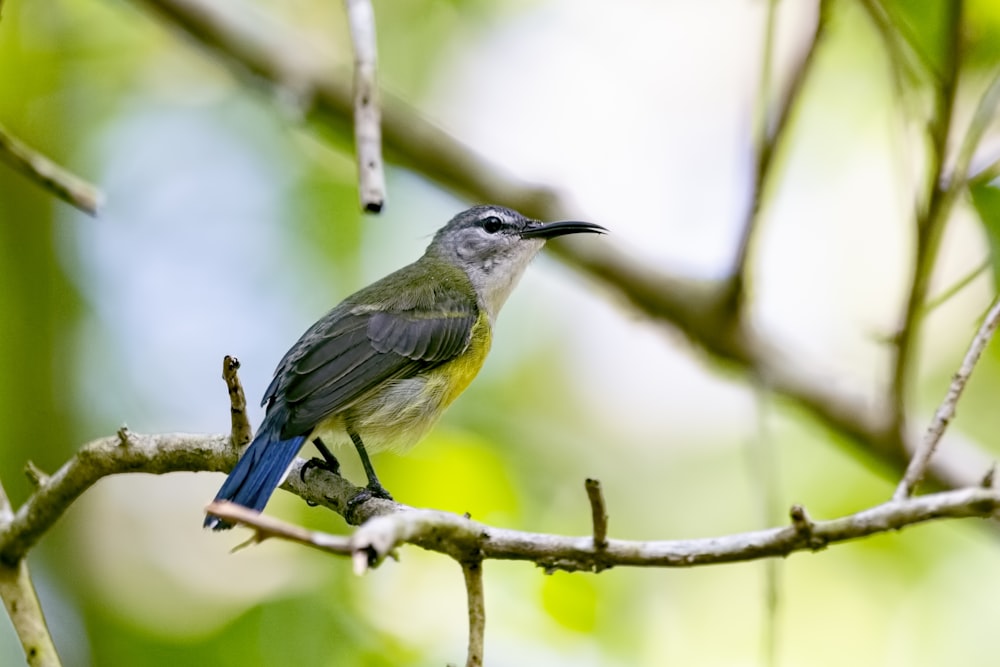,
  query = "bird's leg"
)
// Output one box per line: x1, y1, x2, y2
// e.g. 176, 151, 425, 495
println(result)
312, 437, 341, 472
299, 437, 341, 486
347, 426, 393, 501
